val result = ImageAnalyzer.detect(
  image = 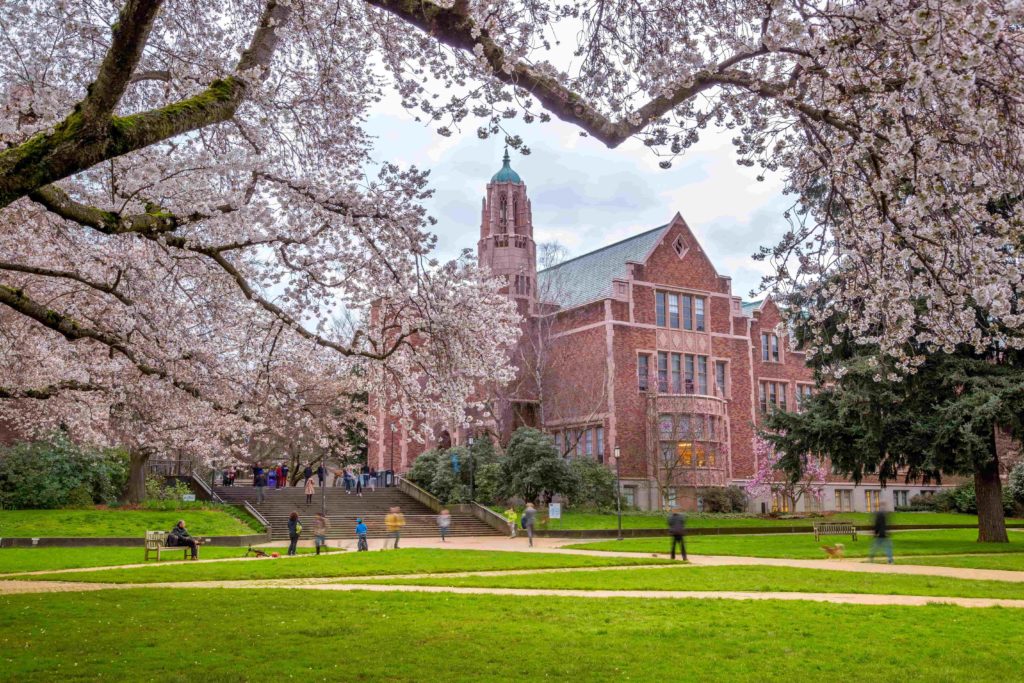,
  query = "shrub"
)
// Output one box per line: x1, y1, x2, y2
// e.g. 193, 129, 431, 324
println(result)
500, 428, 580, 504
473, 462, 503, 505
64, 485, 94, 508
569, 458, 616, 511
144, 476, 192, 505
698, 486, 749, 513
1009, 463, 1024, 506
0, 436, 129, 509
